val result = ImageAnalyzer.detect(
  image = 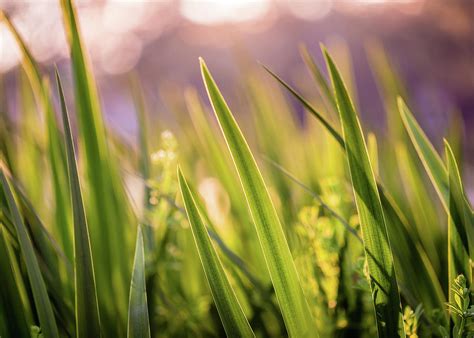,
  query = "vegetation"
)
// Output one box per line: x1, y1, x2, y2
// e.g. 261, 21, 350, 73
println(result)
0, 0, 472, 337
